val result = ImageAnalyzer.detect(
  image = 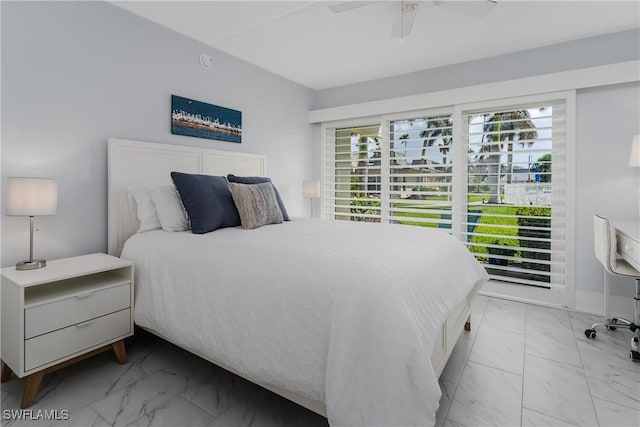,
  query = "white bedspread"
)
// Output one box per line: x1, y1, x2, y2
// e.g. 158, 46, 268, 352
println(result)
121, 219, 487, 426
